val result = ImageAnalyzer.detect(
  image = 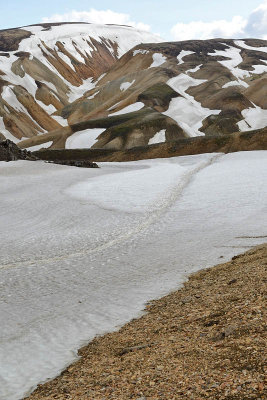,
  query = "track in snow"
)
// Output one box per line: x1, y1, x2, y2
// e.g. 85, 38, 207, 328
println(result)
0, 153, 221, 272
